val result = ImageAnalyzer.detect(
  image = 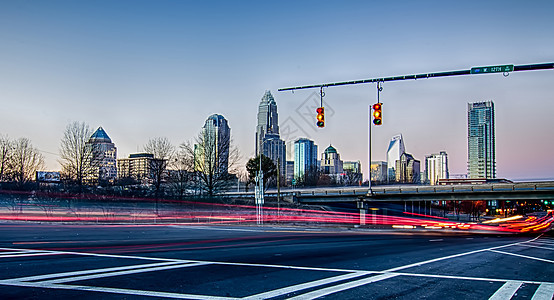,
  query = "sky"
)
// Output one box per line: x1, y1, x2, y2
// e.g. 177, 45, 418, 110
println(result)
1, 0, 553, 181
